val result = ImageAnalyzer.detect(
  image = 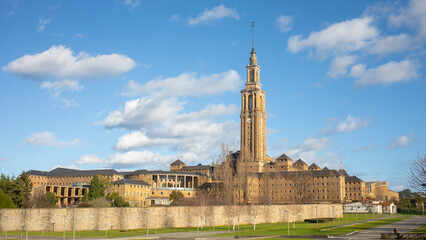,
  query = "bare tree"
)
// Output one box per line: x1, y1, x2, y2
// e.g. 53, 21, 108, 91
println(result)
290, 171, 312, 204
408, 153, 426, 193
260, 166, 271, 204
214, 144, 235, 206
249, 202, 261, 230
235, 159, 251, 204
